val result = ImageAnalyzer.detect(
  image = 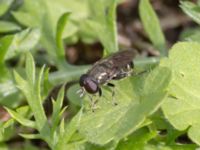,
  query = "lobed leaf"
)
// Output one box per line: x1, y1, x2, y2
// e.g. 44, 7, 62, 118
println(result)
161, 42, 200, 145
78, 67, 171, 145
